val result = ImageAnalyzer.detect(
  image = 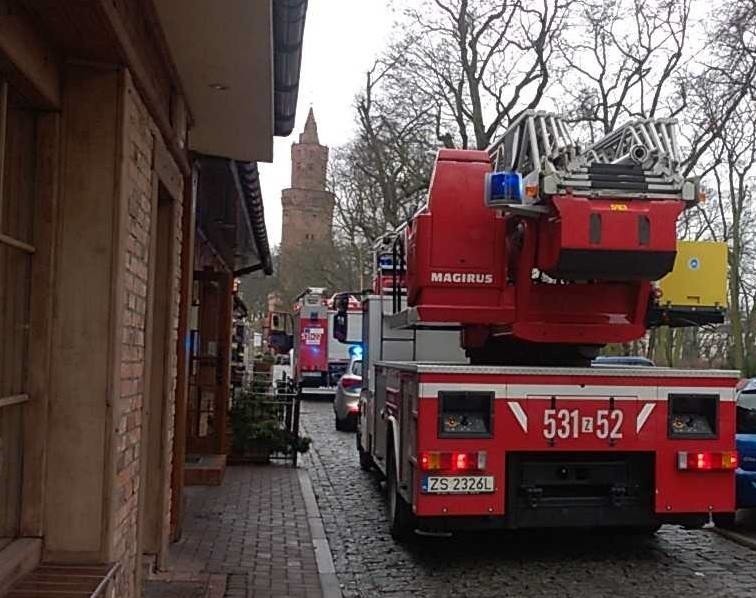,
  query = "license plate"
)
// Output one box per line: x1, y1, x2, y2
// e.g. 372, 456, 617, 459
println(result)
421, 475, 494, 494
